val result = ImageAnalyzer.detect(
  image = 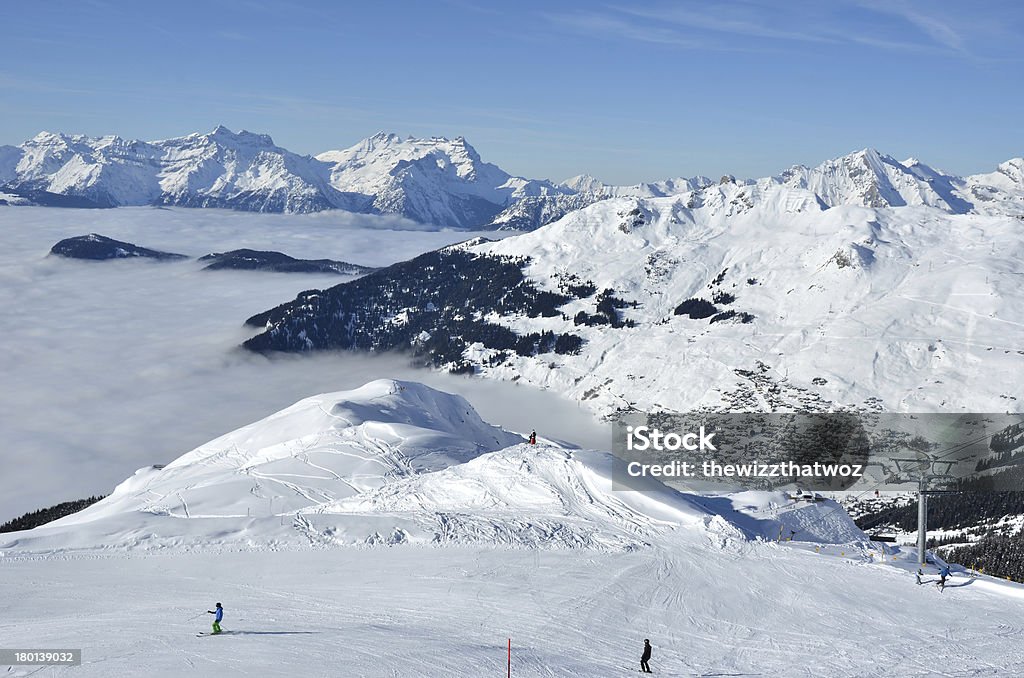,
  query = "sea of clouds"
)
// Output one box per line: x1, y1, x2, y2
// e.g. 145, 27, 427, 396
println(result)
0, 207, 608, 520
